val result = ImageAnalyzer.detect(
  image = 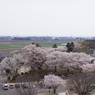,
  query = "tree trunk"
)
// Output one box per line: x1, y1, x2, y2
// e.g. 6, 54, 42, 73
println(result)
54, 66, 57, 73
67, 68, 69, 73
53, 87, 57, 93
